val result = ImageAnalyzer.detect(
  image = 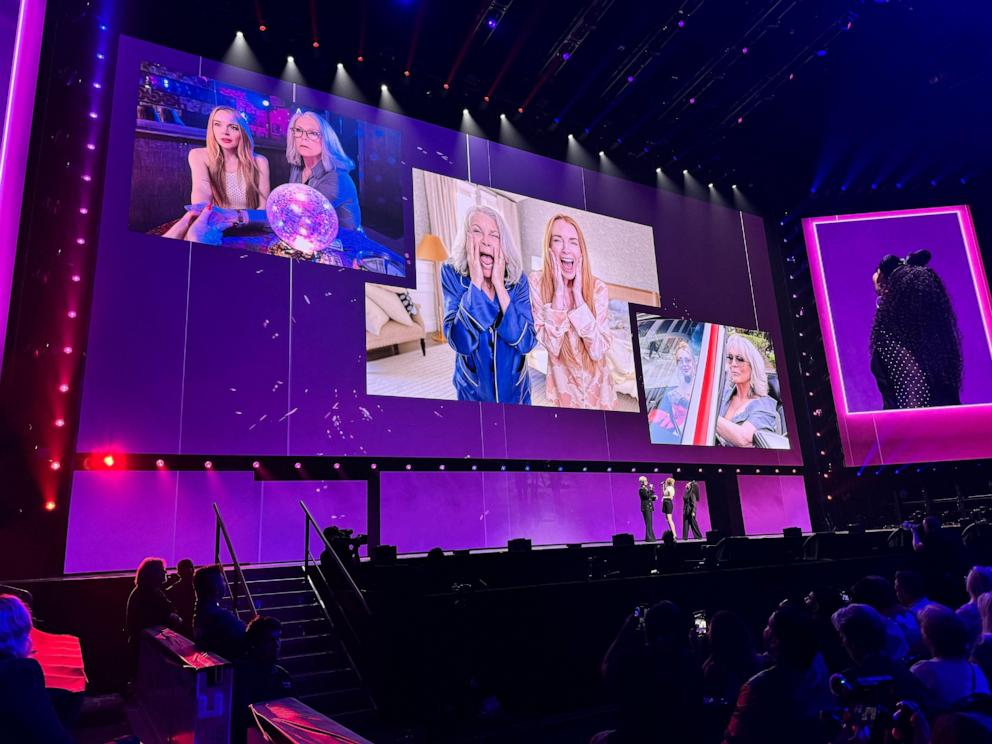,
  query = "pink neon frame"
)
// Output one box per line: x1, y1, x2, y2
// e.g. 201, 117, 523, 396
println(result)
803, 205, 992, 466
